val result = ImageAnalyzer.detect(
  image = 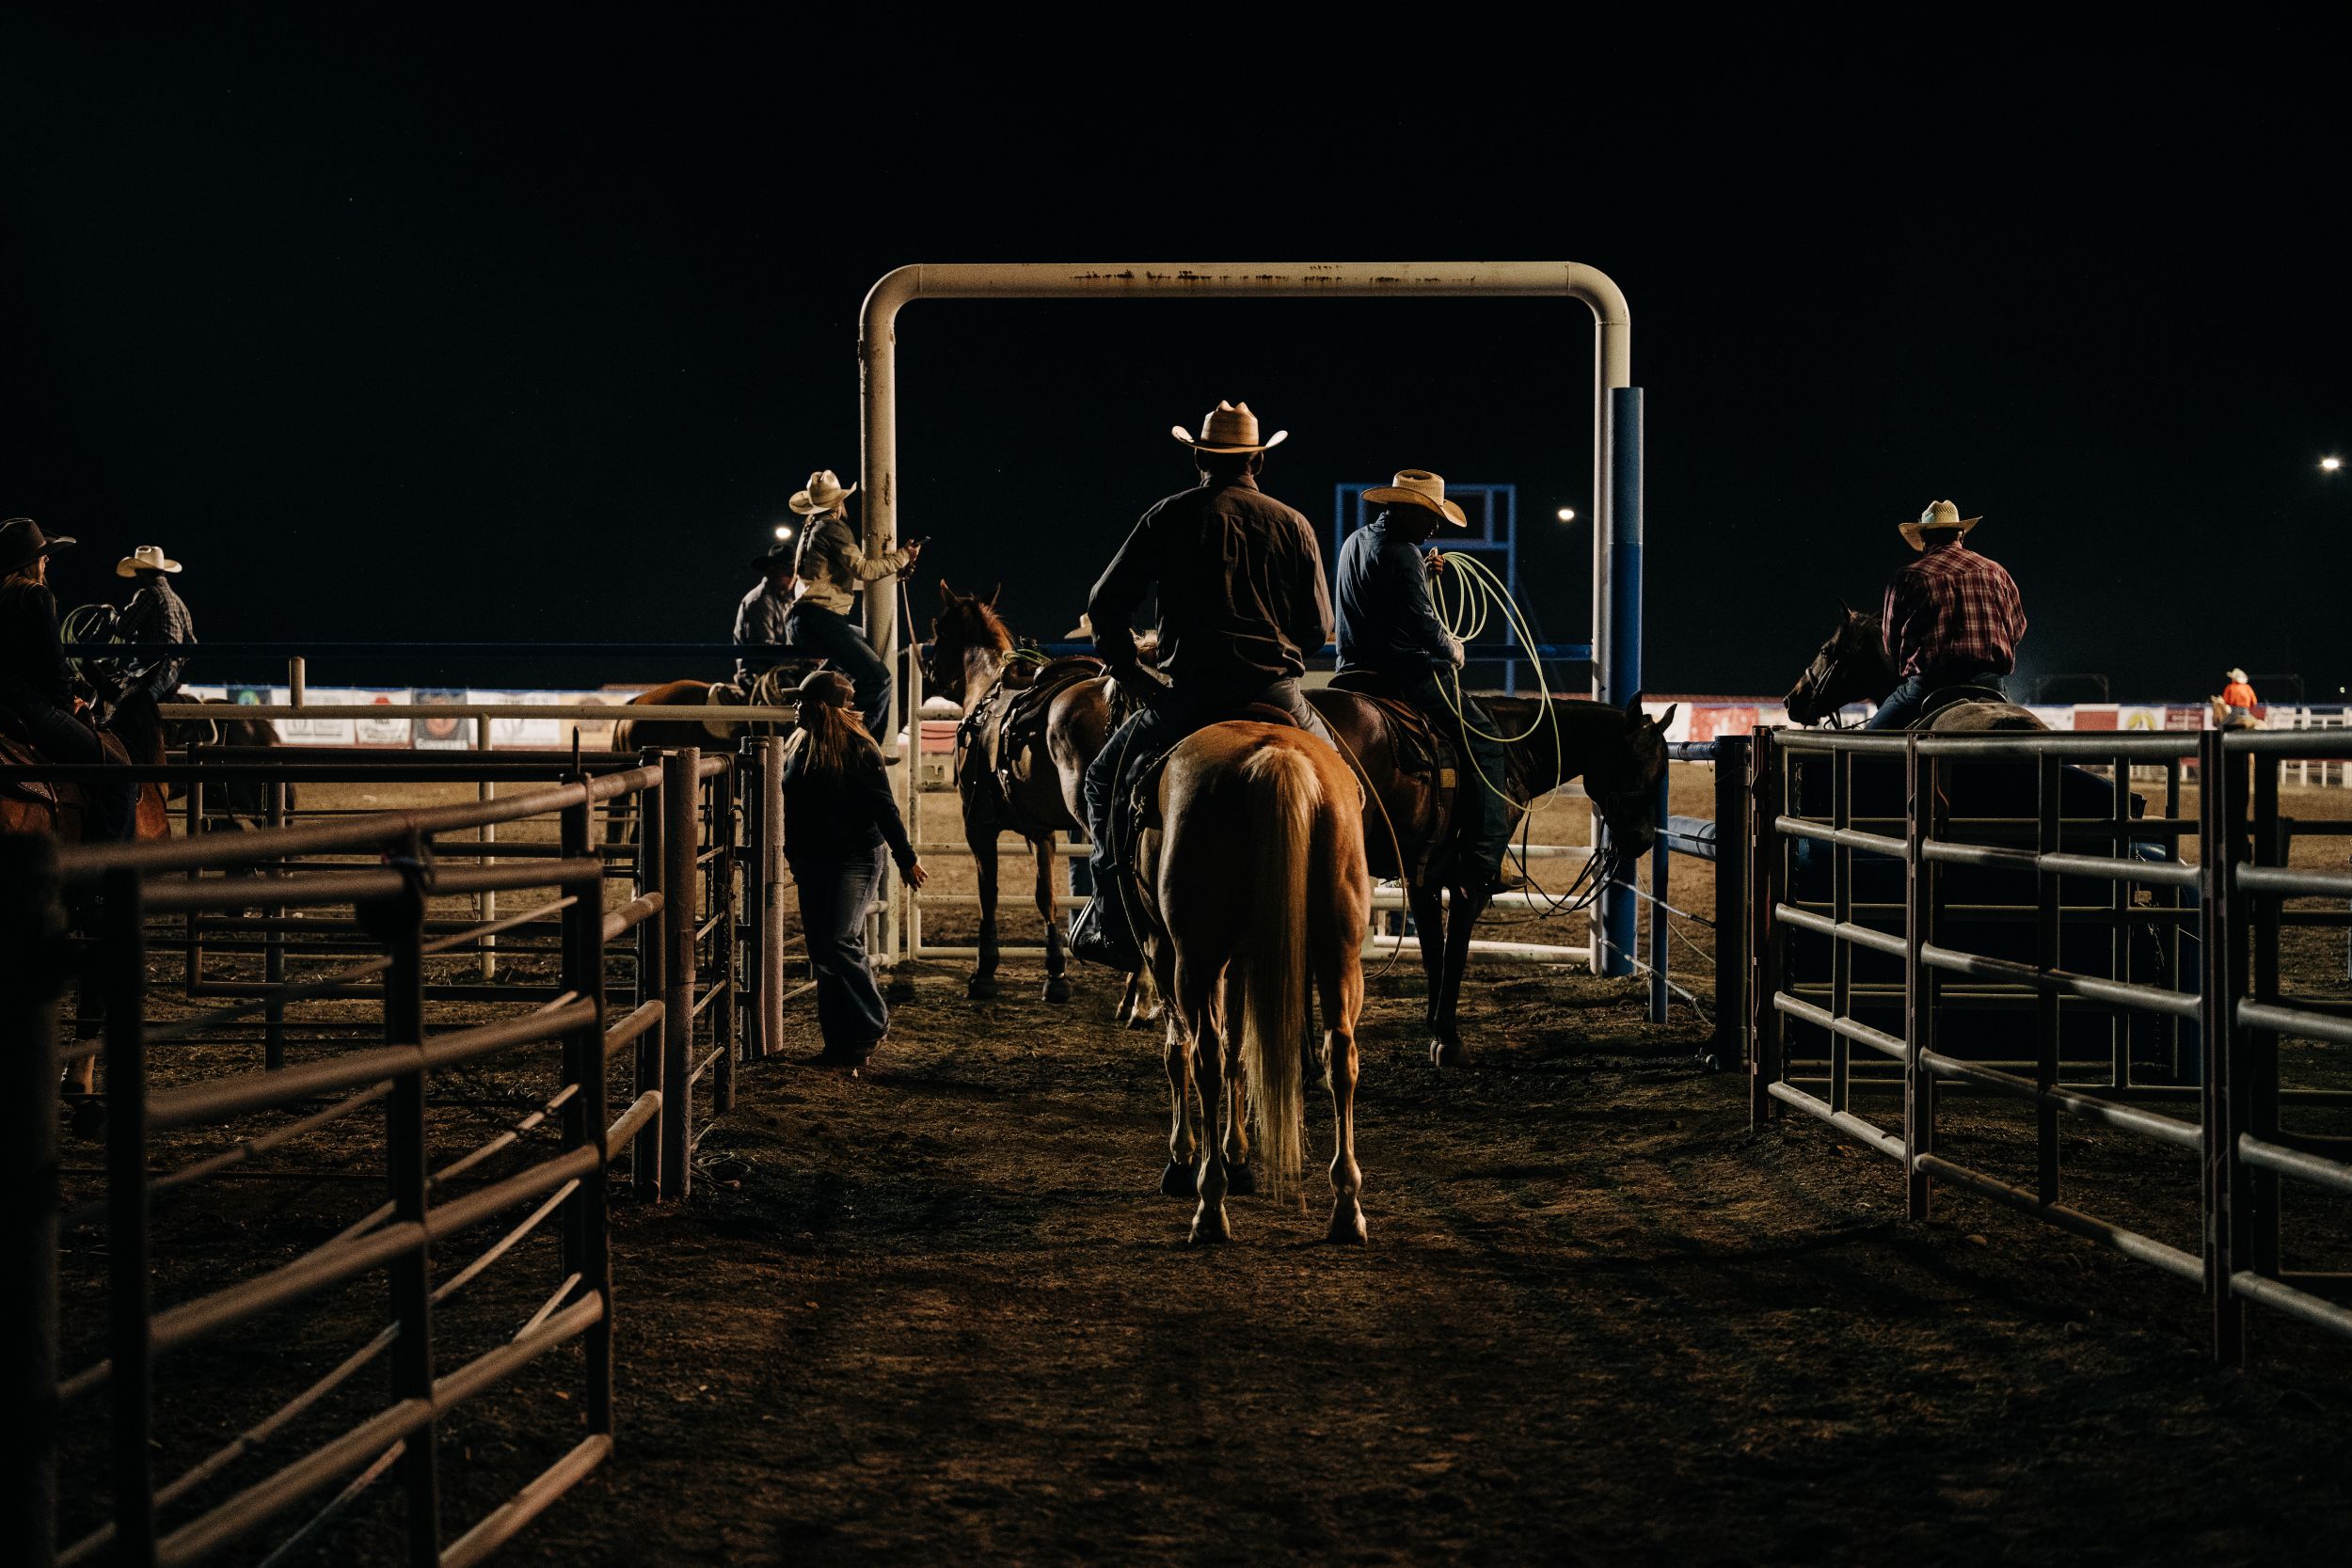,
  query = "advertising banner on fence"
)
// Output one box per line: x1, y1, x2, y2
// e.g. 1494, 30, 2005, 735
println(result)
412, 689, 473, 751
353, 690, 414, 747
